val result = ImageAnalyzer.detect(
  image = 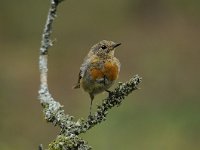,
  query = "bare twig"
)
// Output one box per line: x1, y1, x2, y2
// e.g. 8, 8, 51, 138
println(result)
38, 0, 142, 149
